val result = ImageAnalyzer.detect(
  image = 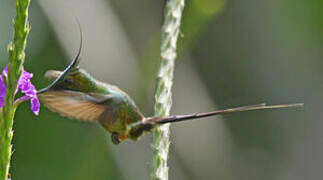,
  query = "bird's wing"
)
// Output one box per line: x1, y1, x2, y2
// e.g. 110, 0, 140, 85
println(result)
39, 90, 109, 122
